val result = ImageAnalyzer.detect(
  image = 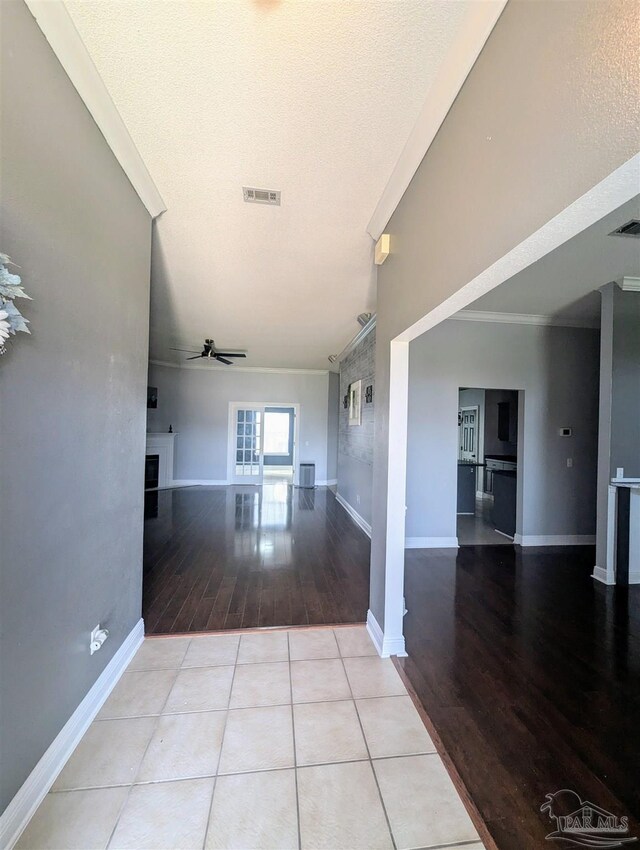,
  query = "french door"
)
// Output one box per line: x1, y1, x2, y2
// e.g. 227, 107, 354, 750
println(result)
230, 405, 264, 484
